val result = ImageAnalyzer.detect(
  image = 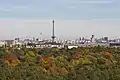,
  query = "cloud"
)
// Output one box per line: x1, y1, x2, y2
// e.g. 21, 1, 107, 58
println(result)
62, 0, 117, 9
0, 8, 12, 11
78, 0, 116, 4
13, 6, 29, 9
0, 6, 29, 12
